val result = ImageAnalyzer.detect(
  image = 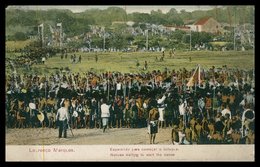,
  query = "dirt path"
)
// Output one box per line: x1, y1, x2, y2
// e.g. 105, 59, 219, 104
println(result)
6, 127, 173, 145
